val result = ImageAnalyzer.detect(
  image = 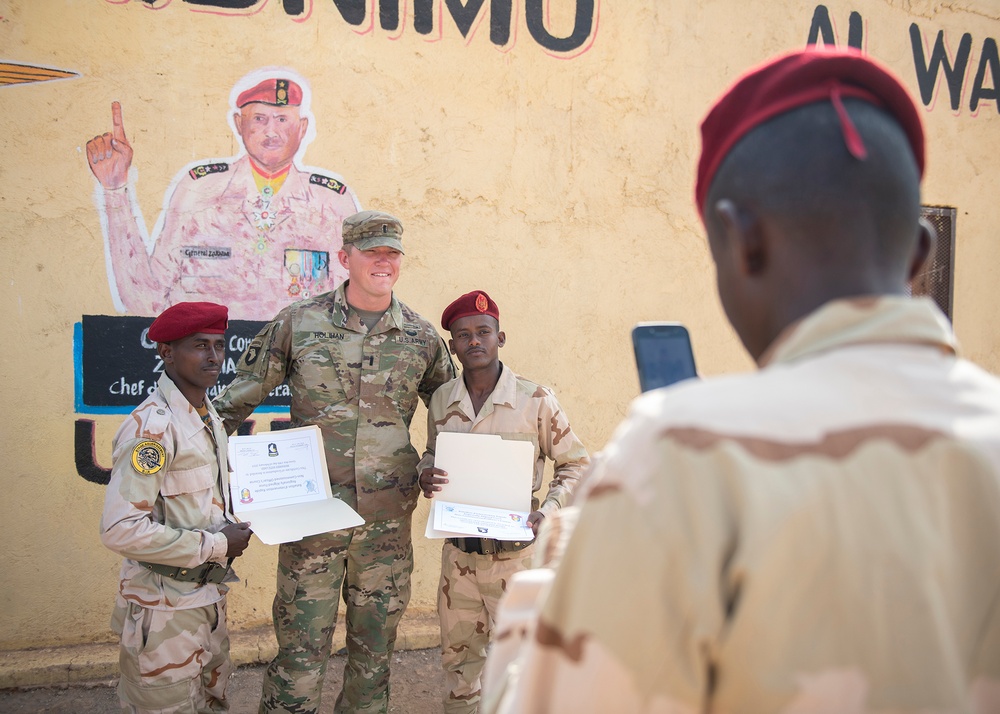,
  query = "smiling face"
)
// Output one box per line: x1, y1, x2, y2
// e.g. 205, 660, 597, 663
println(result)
233, 103, 308, 173
158, 332, 226, 405
338, 245, 402, 311
448, 314, 505, 372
